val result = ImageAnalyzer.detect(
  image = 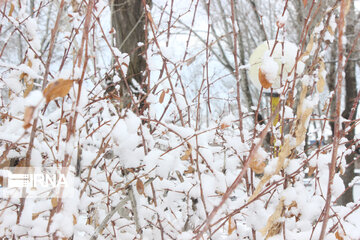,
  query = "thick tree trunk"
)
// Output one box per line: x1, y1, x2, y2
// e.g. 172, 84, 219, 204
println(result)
338, 2, 357, 205
111, 0, 149, 110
